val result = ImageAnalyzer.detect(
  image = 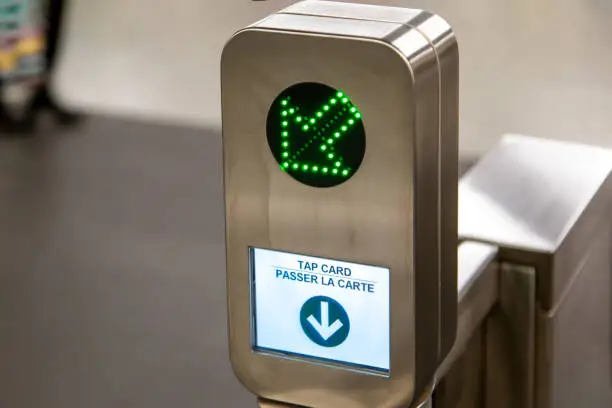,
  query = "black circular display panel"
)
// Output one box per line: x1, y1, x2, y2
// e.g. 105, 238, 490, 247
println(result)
266, 83, 366, 188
